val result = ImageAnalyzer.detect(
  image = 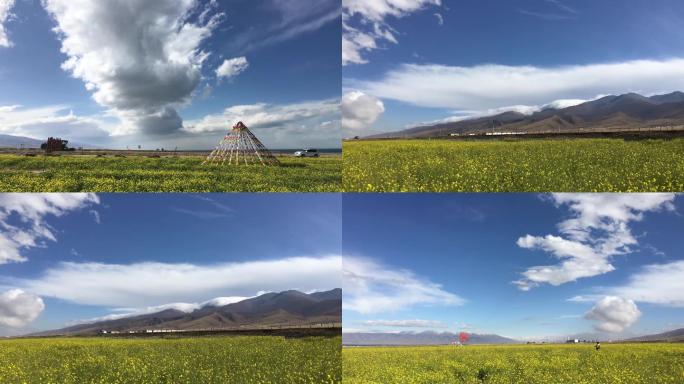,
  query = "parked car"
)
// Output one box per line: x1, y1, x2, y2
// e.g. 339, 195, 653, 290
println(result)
294, 149, 320, 157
